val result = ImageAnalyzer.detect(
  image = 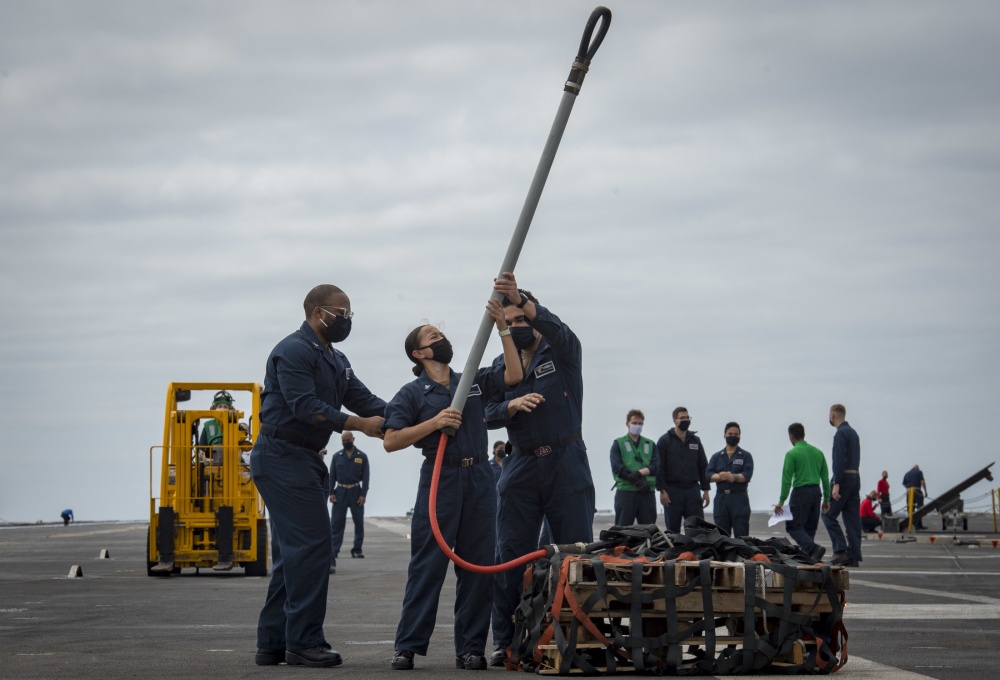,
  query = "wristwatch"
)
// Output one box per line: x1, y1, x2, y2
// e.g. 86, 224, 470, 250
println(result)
515, 292, 529, 309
